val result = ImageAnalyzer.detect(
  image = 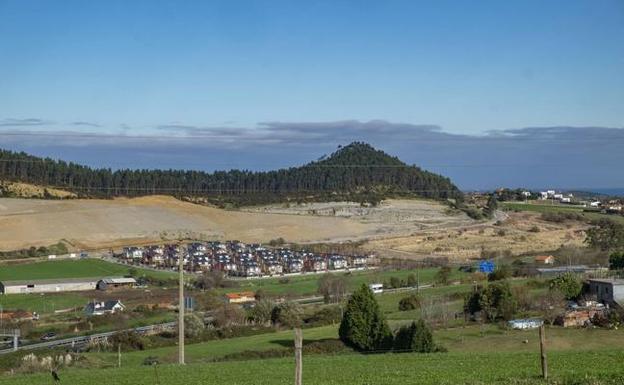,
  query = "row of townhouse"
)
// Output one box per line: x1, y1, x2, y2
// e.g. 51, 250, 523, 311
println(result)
120, 241, 372, 277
